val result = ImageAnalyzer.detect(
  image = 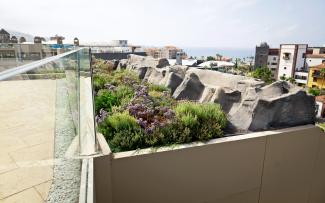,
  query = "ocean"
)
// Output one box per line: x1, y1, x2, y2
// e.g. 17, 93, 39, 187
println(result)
182, 47, 254, 59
